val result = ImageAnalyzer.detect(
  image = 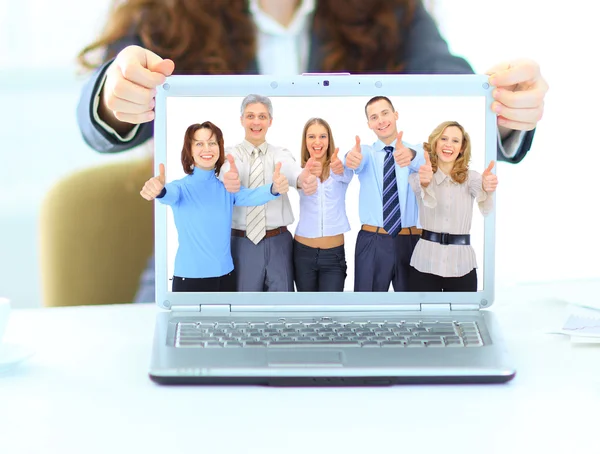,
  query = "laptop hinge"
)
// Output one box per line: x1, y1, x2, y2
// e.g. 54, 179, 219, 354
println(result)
420, 303, 451, 312
450, 303, 480, 311
170, 305, 201, 312
200, 304, 232, 315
